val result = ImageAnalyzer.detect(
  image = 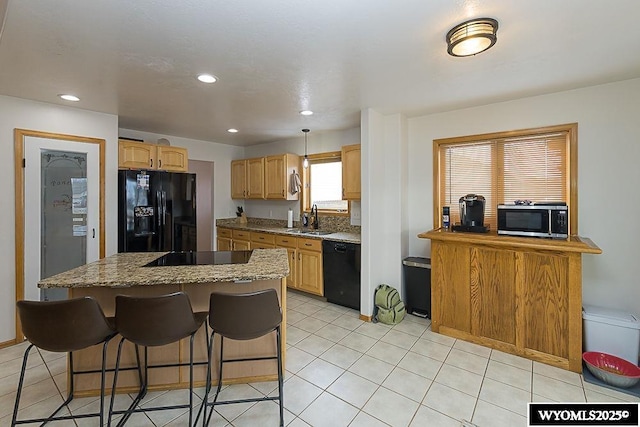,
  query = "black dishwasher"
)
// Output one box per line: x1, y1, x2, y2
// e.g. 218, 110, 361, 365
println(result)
322, 240, 361, 310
